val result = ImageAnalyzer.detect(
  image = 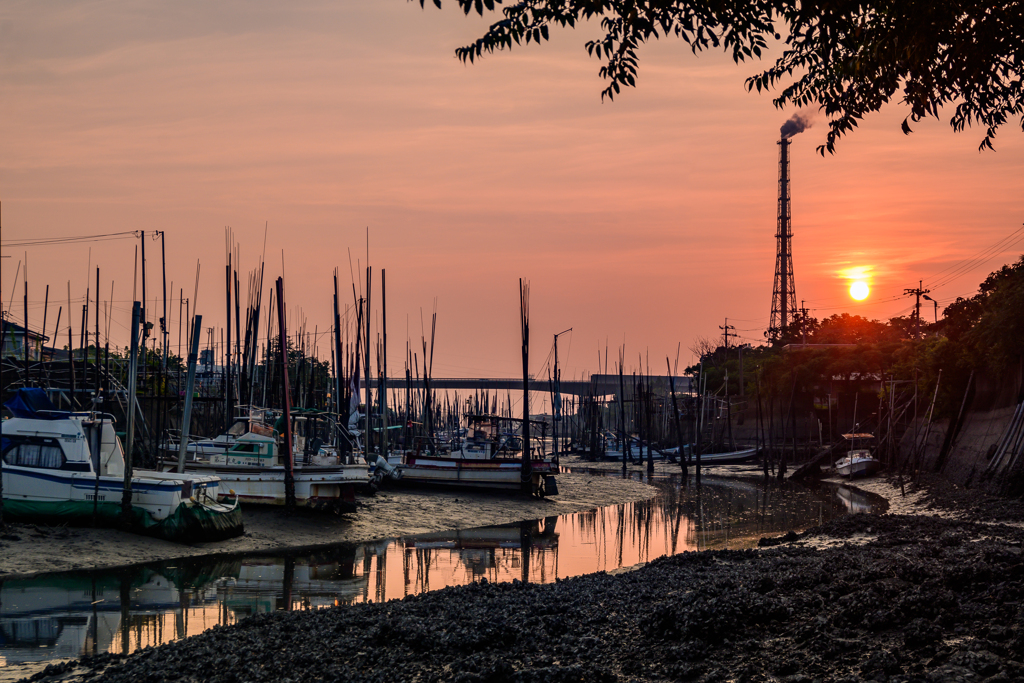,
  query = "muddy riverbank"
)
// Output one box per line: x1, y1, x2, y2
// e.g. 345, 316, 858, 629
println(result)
0, 471, 656, 579
23, 472, 1024, 683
